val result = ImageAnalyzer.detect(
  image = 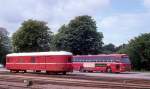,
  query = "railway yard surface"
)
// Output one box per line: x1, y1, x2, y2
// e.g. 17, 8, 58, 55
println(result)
0, 68, 150, 89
